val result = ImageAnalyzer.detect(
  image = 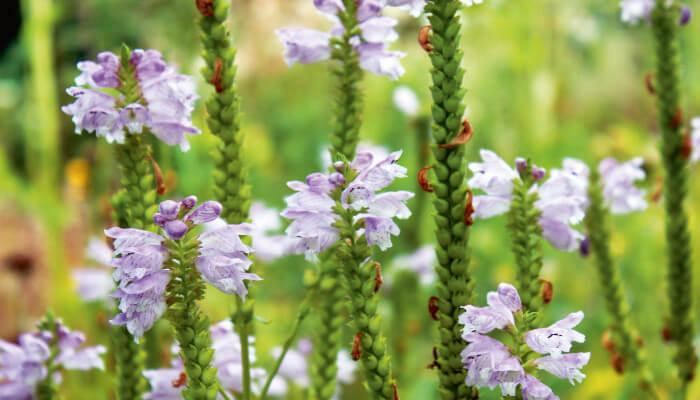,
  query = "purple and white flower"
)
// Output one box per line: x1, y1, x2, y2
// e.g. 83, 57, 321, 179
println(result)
62, 49, 200, 151
620, 0, 654, 24
72, 237, 116, 303
468, 150, 588, 251
597, 157, 647, 214
282, 150, 413, 258
275, 0, 413, 80
0, 322, 105, 399
458, 283, 589, 398
106, 197, 260, 339
270, 340, 312, 388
